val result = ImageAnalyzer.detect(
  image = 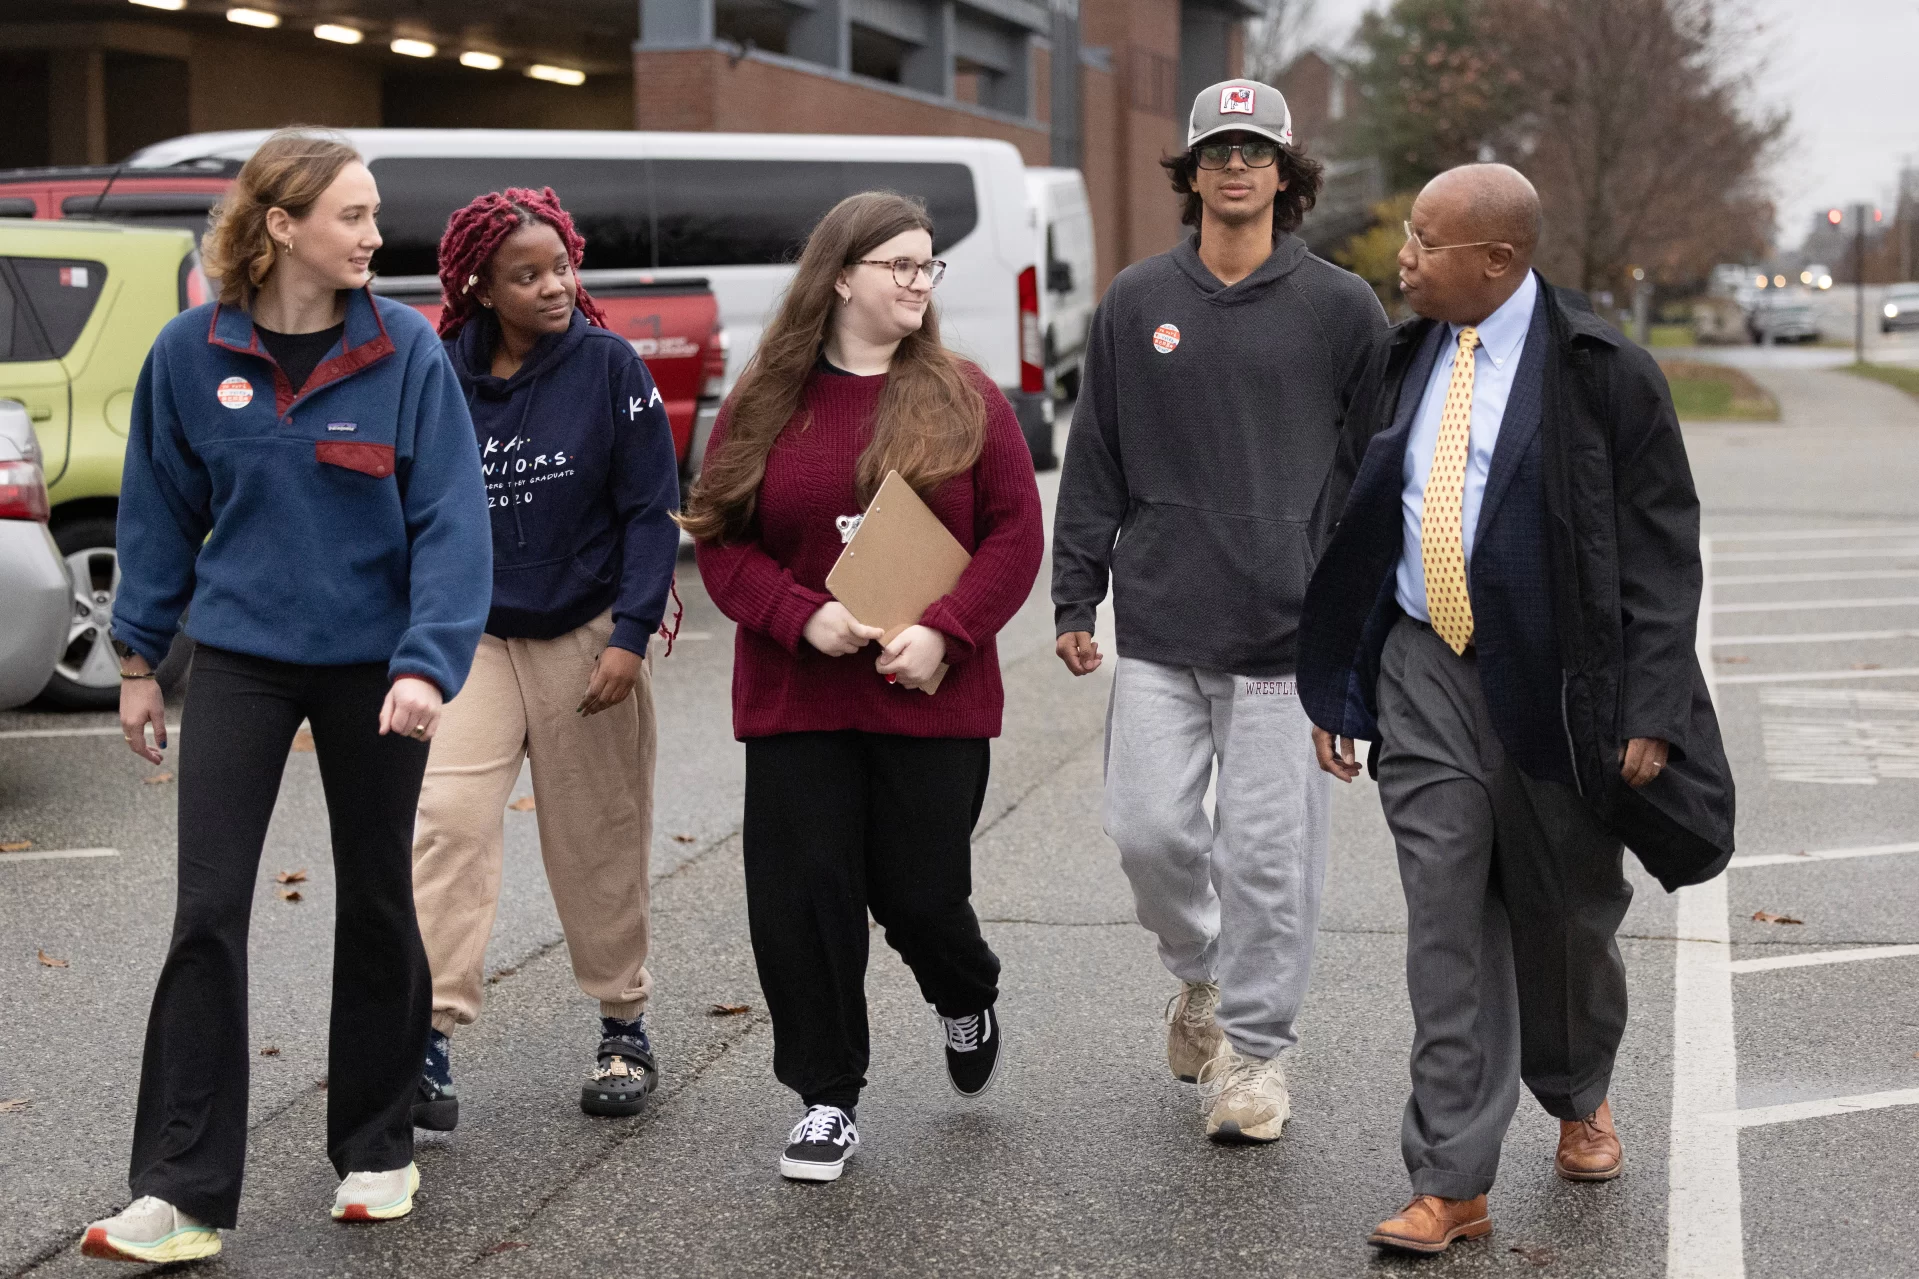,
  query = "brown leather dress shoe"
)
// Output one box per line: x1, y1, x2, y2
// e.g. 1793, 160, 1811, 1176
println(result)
1366, 1194, 1492, 1254
1556, 1098, 1624, 1181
